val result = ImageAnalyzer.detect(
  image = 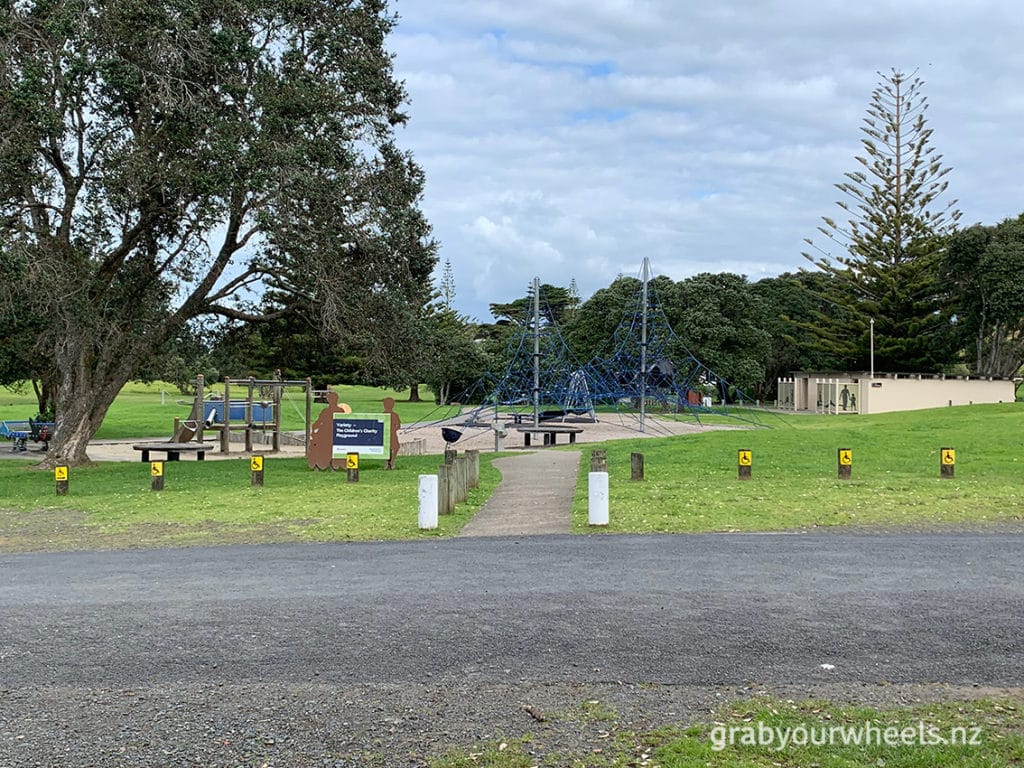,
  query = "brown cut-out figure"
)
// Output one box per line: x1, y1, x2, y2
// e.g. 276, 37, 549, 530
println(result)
307, 390, 352, 470
382, 397, 401, 469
